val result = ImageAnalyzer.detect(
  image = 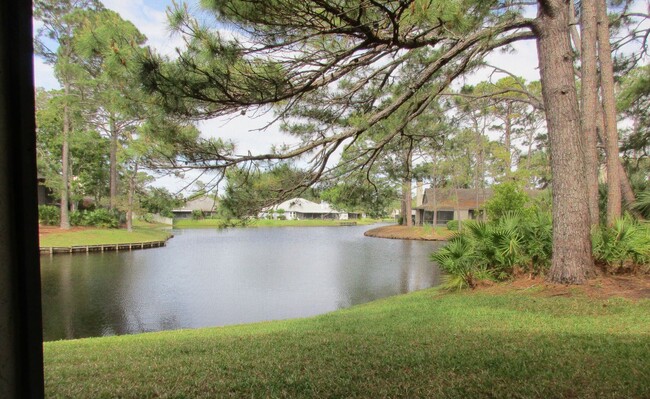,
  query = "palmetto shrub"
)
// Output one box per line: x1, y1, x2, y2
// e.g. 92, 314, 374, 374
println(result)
631, 190, 650, 219
592, 216, 650, 273
434, 211, 650, 289
431, 210, 553, 289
